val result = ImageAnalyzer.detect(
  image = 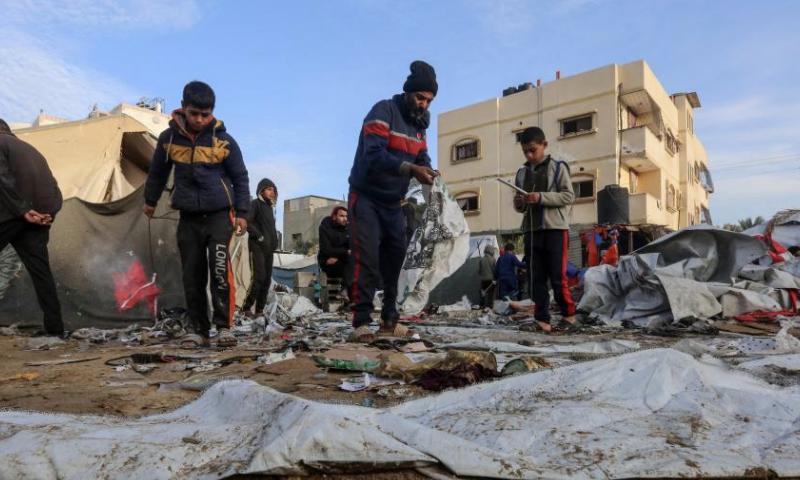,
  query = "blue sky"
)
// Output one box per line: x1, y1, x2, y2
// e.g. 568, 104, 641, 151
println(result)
2, 0, 799, 229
